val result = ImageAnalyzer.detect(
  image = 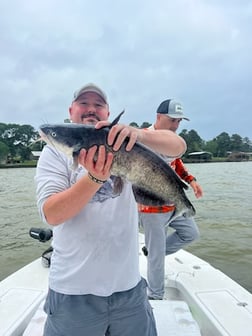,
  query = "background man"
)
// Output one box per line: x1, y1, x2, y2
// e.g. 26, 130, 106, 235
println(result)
139, 99, 203, 300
